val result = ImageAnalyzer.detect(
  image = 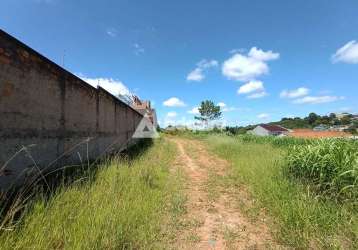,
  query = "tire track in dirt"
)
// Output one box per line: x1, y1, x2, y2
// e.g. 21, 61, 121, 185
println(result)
170, 137, 280, 250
